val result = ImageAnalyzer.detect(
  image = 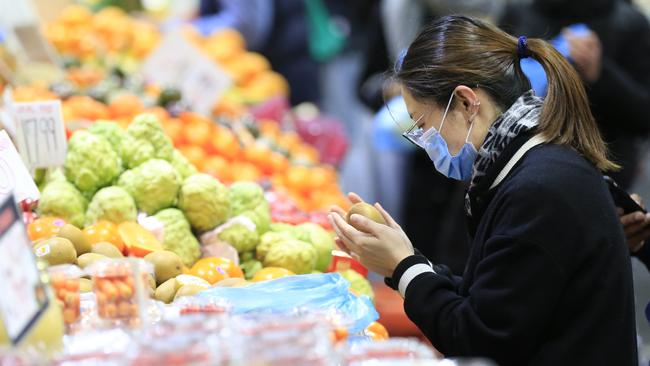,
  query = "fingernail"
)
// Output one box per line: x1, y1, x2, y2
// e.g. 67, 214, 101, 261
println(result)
350, 214, 361, 223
